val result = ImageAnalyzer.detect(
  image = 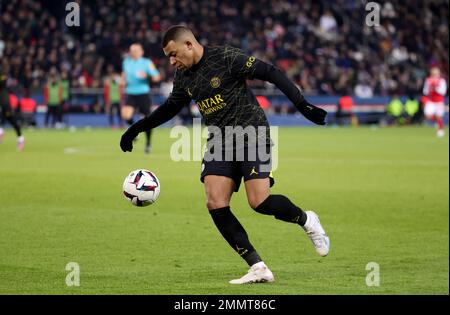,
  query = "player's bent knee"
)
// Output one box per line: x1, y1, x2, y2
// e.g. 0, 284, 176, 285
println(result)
206, 193, 230, 210
207, 201, 230, 211
248, 195, 268, 210
121, 106, 134, 120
